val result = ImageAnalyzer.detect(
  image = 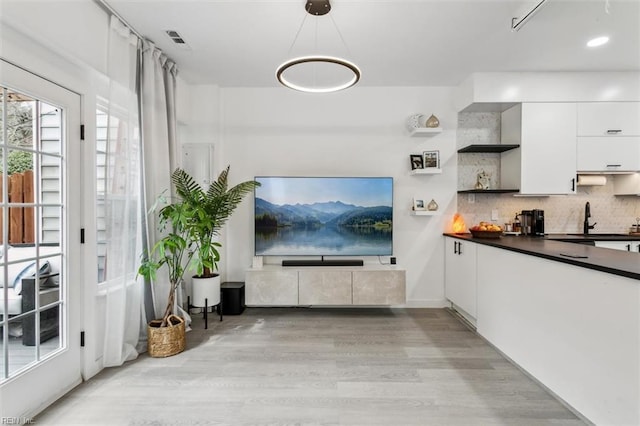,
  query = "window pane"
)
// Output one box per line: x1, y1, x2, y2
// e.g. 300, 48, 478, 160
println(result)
41, 206, 61, 245
5, 91, 35, 151
7, 314, 36, 376
39, 103, 61, 155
